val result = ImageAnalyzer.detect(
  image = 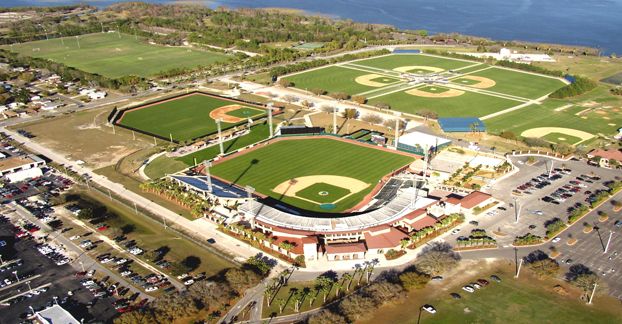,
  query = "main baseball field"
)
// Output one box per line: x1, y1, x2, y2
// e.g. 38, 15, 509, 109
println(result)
210, 137, 416, 213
